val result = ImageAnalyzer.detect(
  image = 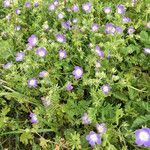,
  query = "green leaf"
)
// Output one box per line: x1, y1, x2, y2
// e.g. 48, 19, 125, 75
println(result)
20, 131, 33, 145
132, 115, 150, 128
